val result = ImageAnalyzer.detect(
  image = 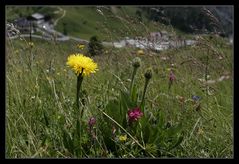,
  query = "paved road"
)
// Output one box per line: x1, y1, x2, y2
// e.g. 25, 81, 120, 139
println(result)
8, 21, 89, 43
7, 21, 196, 50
